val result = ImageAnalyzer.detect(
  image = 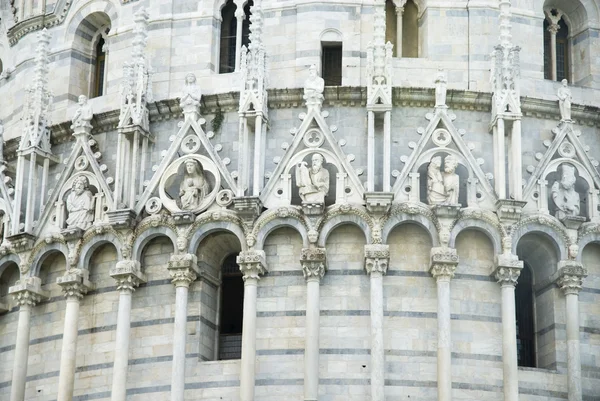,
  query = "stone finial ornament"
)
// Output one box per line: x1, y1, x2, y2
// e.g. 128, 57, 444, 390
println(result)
557, 79, 572, 121
296, 153, 329, 203
303, 64, 325, 109
551, 163, 580, 220
179, 158, 211, 211
71, 95, 93, 130
65, 176, 94, 230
